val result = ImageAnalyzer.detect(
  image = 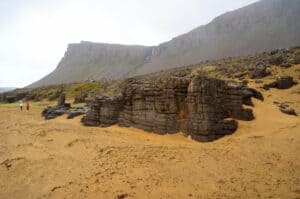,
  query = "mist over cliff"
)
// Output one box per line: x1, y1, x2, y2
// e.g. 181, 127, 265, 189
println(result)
29, 0, 300, 88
